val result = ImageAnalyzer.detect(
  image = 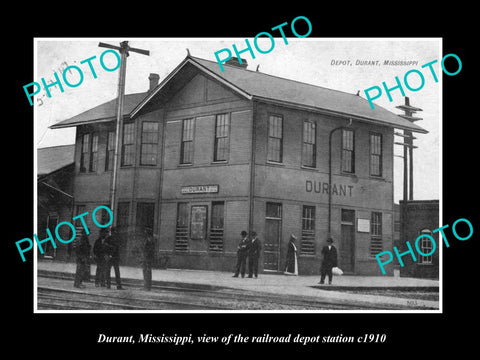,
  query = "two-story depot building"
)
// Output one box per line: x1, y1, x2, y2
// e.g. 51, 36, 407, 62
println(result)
50, 55, 427, 275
